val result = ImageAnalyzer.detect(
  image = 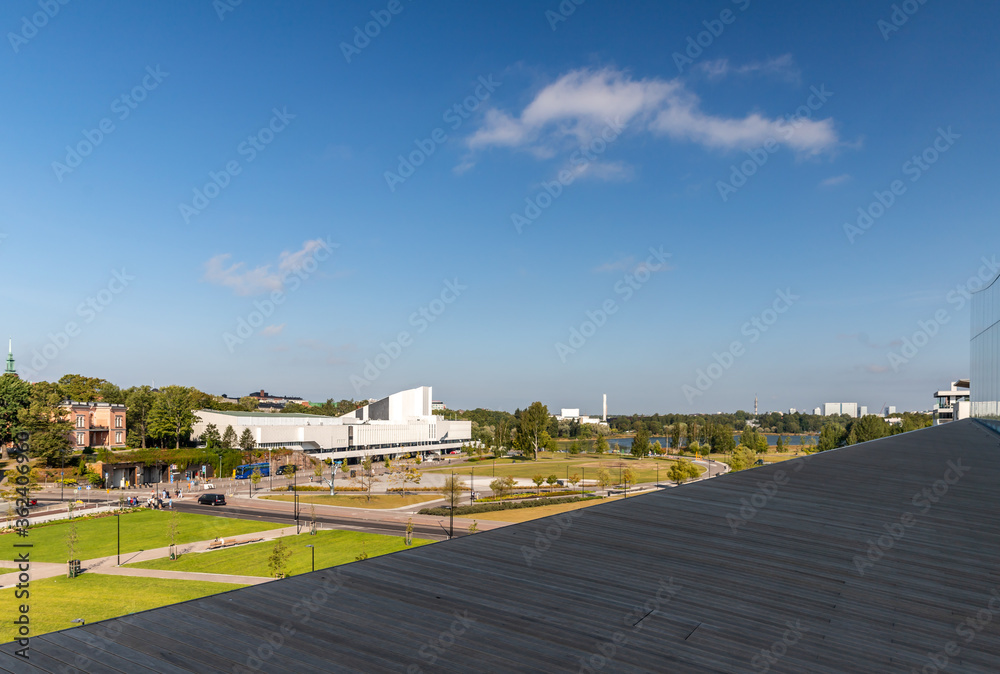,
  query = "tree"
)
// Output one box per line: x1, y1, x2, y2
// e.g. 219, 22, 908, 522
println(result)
568, 441, 582, 455
651, 440, 664, 456
238, 396, 259, 412
595, 436, 608, 454
490, 476, 512, 499
66, 502, 80, 565
686, 421, 698, 448
596, 467, 612, 492
546, 474, 558, 493
776, 434, 785, 453
726, 446, 756, 472
268, 537, 292, 578
532, 474, 545, 495
667, 459, 700, 485
149, 386, 195, 449
631, 428, 650, 458
569, 473, 581, 490
97, 382, 126, 405
238, 428, 257, 463
357, 456, 376, 502
622, 467, 636, 490
515, 402, 551, 460
0, 374, 30, 448
670, 424, 681, 452
251, 467, 262, 493
222, 425, 237, 450
19, 381, 72, 467
125, 385, 155, 448
710, 424, 737, 455
58, 375, 105, 403
442, 475, 465, 508
202, 423, 221, 449
847, 415, 890, 445
817, 423, 846, 452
